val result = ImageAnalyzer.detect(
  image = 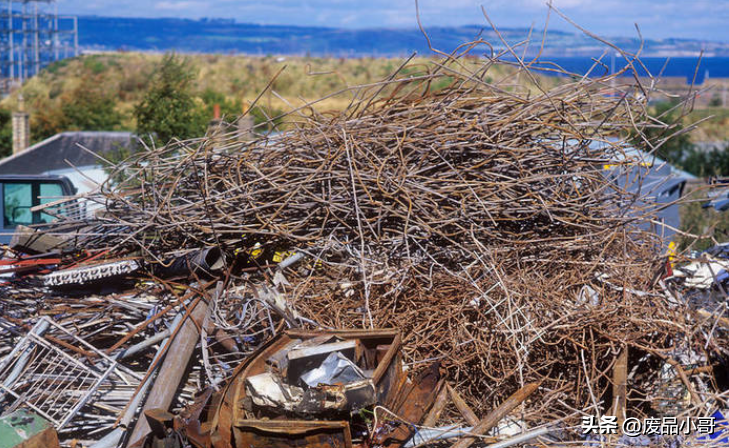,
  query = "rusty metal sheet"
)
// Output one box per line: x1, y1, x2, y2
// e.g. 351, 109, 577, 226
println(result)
233, 420, 353, 448
144, 408, 175, 439
175, 387, 215, 448
209, 332, 297, 448
370, 363, 442, 448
